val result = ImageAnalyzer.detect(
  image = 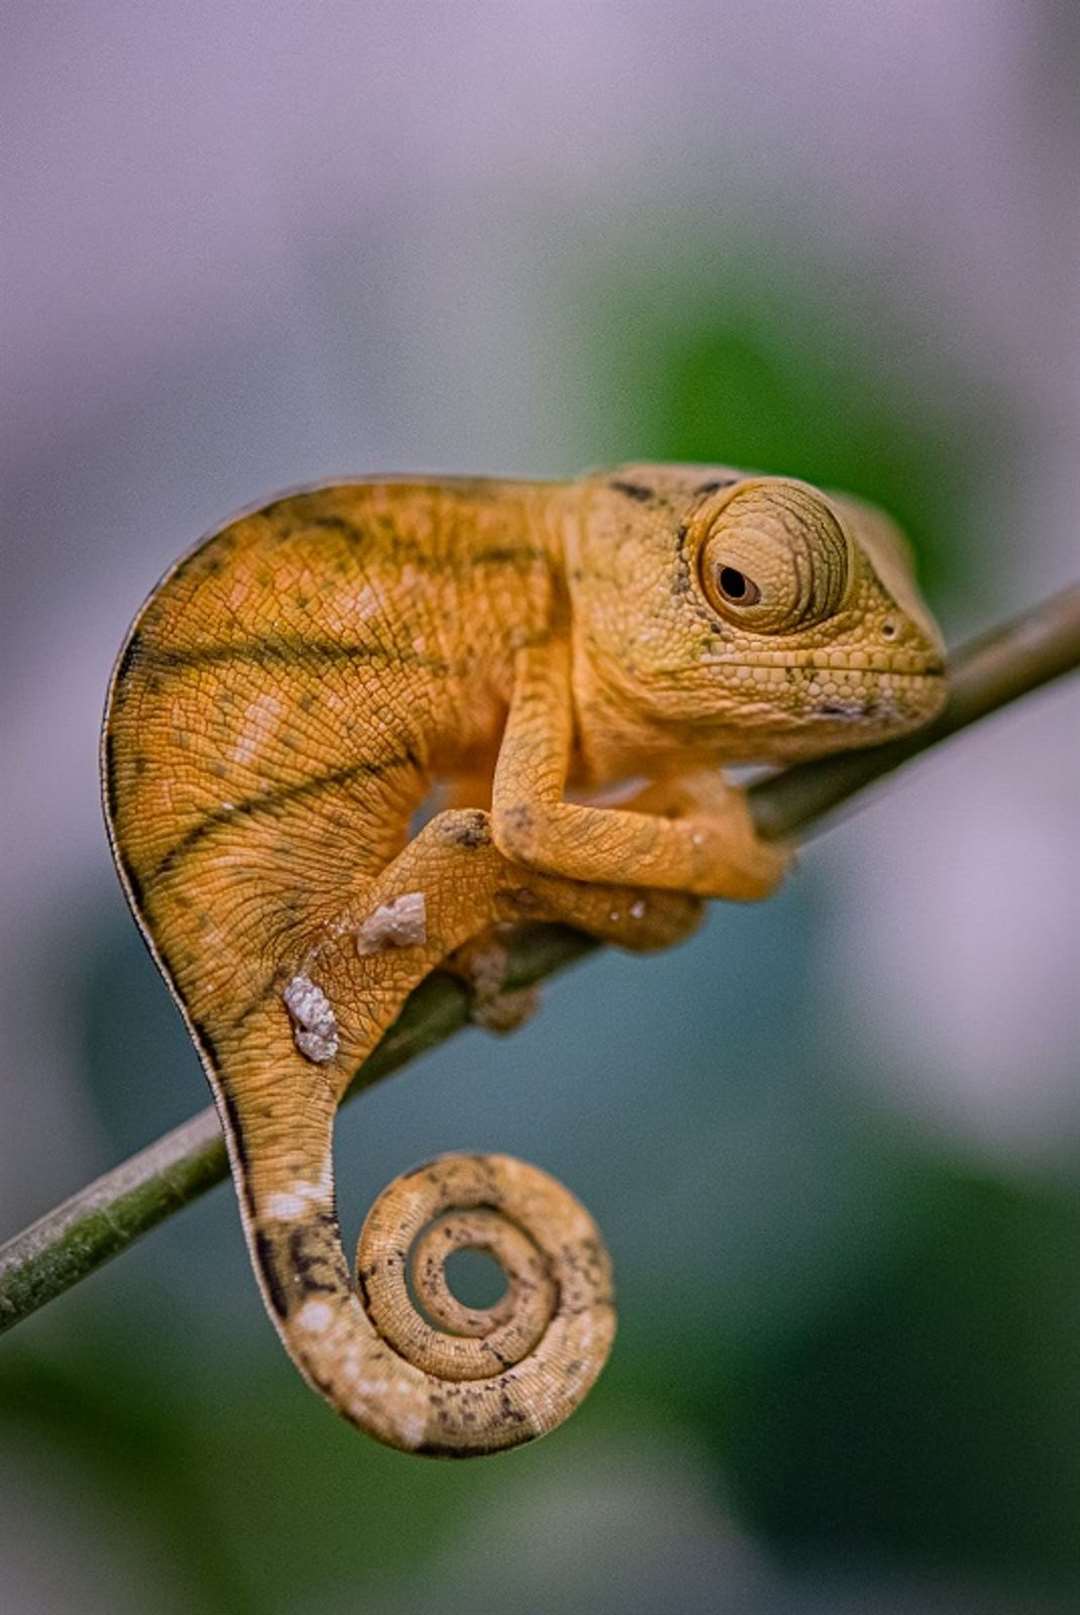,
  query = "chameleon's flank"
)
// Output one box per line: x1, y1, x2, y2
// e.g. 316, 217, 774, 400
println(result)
102, 466, 945, 1456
